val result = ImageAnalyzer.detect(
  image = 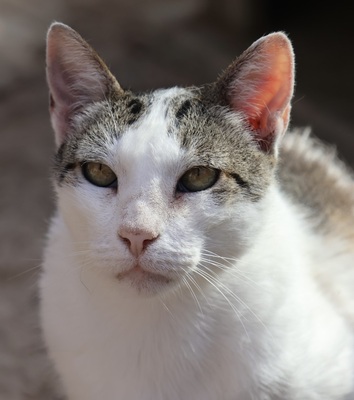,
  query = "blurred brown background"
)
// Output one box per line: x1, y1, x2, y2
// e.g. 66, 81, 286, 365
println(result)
0, 0, 353, 398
